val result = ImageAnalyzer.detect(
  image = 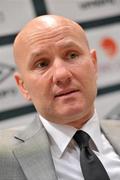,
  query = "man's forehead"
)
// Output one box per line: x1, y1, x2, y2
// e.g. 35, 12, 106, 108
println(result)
15, 24, 84, 53
30, 39, 83, 55
13, 15, 88, 63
